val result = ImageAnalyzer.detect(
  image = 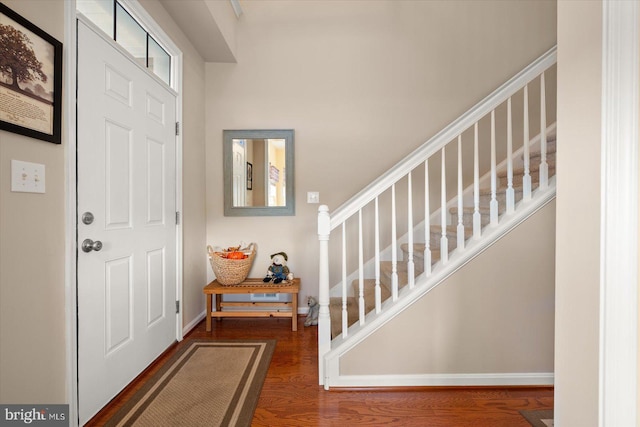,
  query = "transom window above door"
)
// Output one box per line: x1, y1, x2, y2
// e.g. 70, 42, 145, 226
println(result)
77, 0, 171, 85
